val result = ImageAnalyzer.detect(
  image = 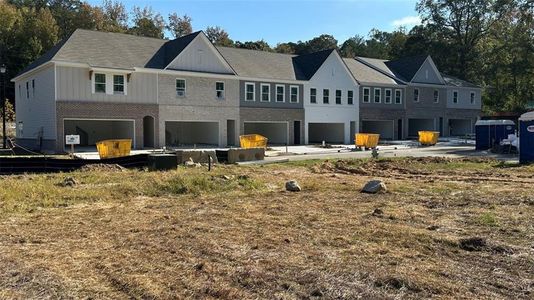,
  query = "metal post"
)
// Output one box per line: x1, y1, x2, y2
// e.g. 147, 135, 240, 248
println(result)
1, 65, 6, 149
